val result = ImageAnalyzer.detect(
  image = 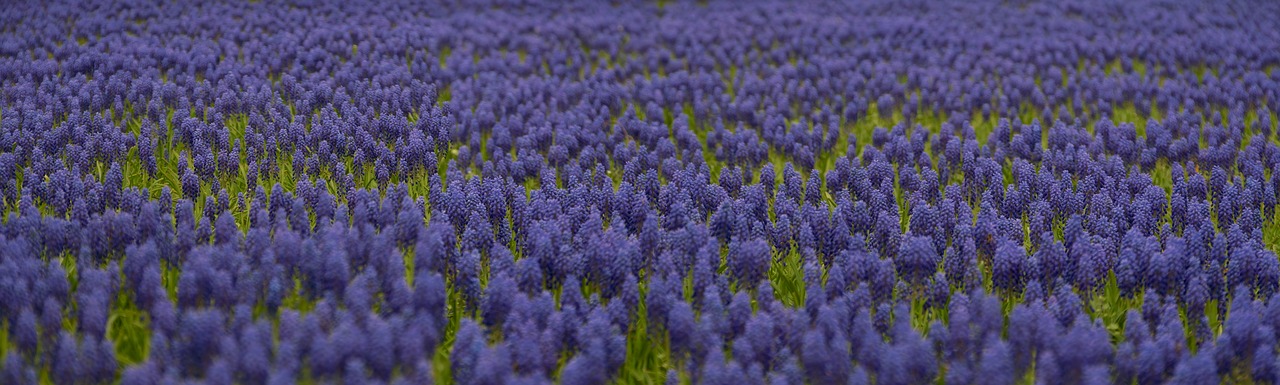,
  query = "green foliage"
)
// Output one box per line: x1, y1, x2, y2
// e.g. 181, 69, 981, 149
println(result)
1087, 272, 1137, 344
107, 292, 150, 366
768, 244, 806, 309
617, 288, 674, 385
